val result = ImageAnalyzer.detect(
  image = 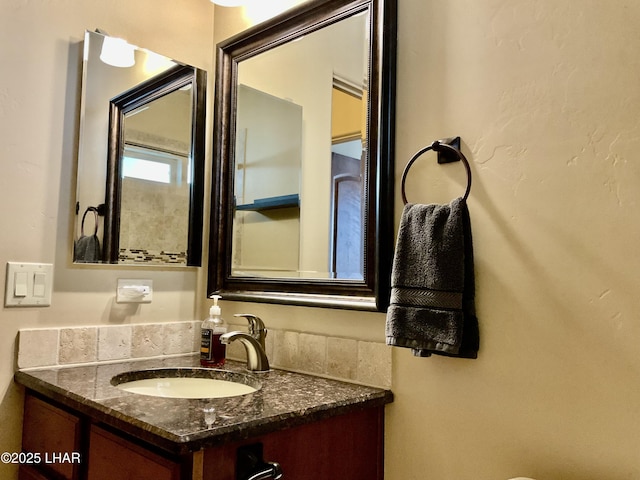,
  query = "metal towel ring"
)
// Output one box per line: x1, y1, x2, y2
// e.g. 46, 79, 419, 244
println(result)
401, 140, 472, 205
81, 207, 99, 236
